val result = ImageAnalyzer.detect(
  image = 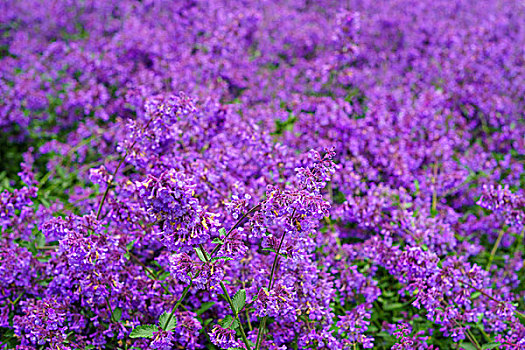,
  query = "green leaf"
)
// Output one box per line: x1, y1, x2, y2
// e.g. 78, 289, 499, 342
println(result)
262, 247, 276, 253
383, 303, 404, 311
218, 228, 227, 237
35, 231, 46, 248
129, 324, 158, 338
219, 315, 239, 330
196, 302, 215, 316
232, 289, 246, 313
85, 346, 95, 350
126, 239, 137, 251
158, 271, 170, 281
112, 307, 122, 322
460, 343, 478, 350
159, 311, 177, 331
212, 237, 224, 245
194, 247, 210, 262
211, 256, 233, 263
471, 291, 481, 300
482, 343, 501, 349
